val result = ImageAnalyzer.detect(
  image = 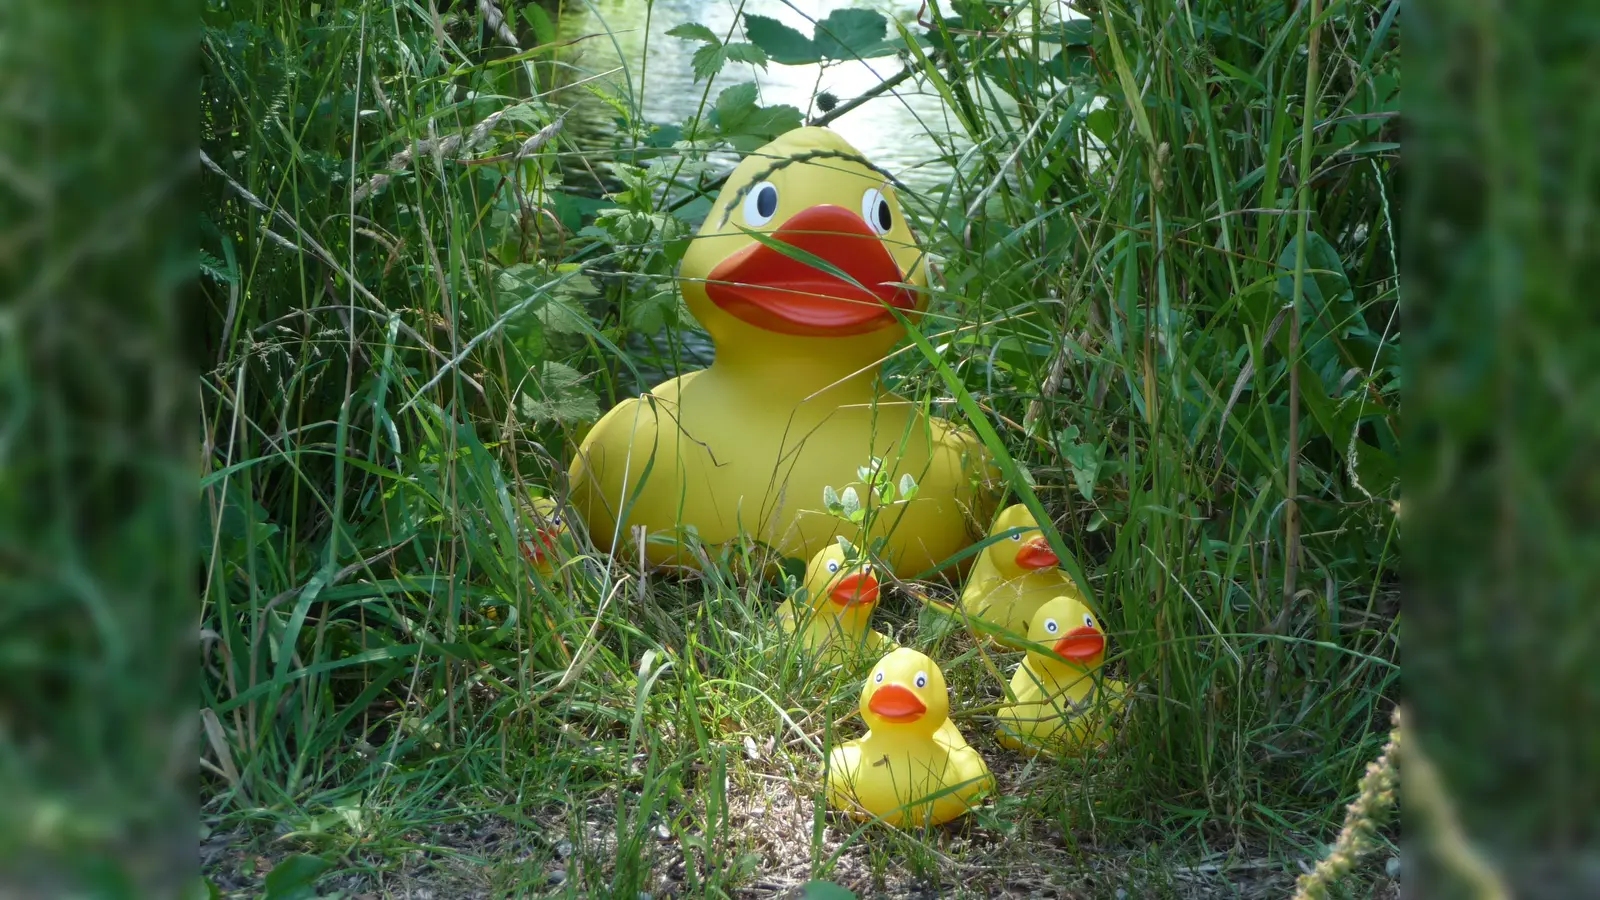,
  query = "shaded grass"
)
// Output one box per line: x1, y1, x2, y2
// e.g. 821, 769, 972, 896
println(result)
196, 0, 1400, 896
